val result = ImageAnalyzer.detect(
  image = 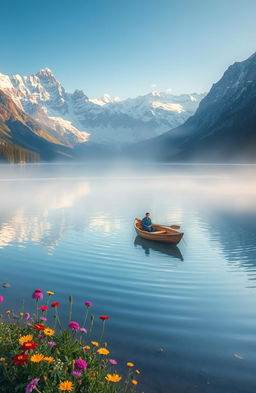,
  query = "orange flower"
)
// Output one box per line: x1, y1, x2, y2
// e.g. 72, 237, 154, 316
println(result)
127, 362, 134, 367
97, 348, 110, 355
131, 379, 138, 385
